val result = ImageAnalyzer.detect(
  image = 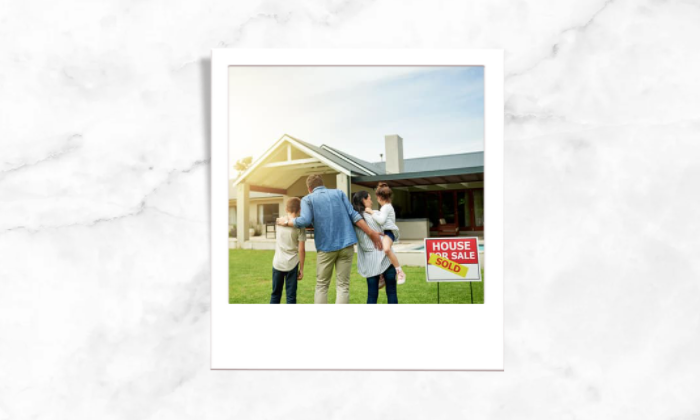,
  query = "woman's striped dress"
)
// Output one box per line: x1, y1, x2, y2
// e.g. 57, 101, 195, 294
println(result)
354, 213, 392, 278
